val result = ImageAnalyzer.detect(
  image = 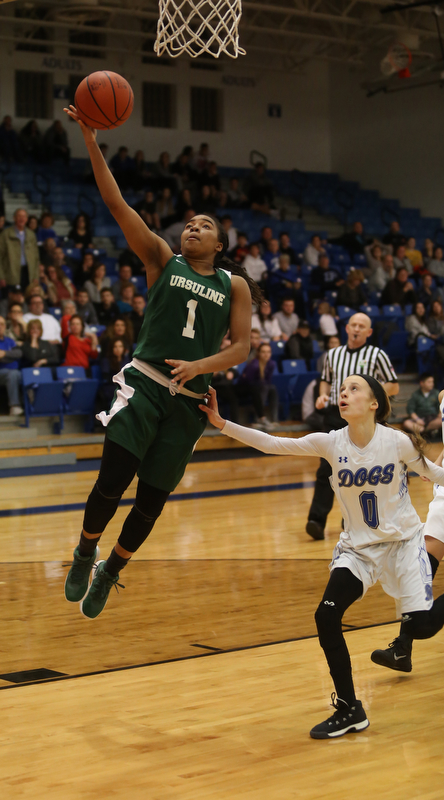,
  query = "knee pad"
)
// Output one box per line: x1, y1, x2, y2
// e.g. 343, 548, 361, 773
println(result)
83, 481, 121, 535
118, 505, 158, 553
315, 600, 344, 652
403, 608, 444, 641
